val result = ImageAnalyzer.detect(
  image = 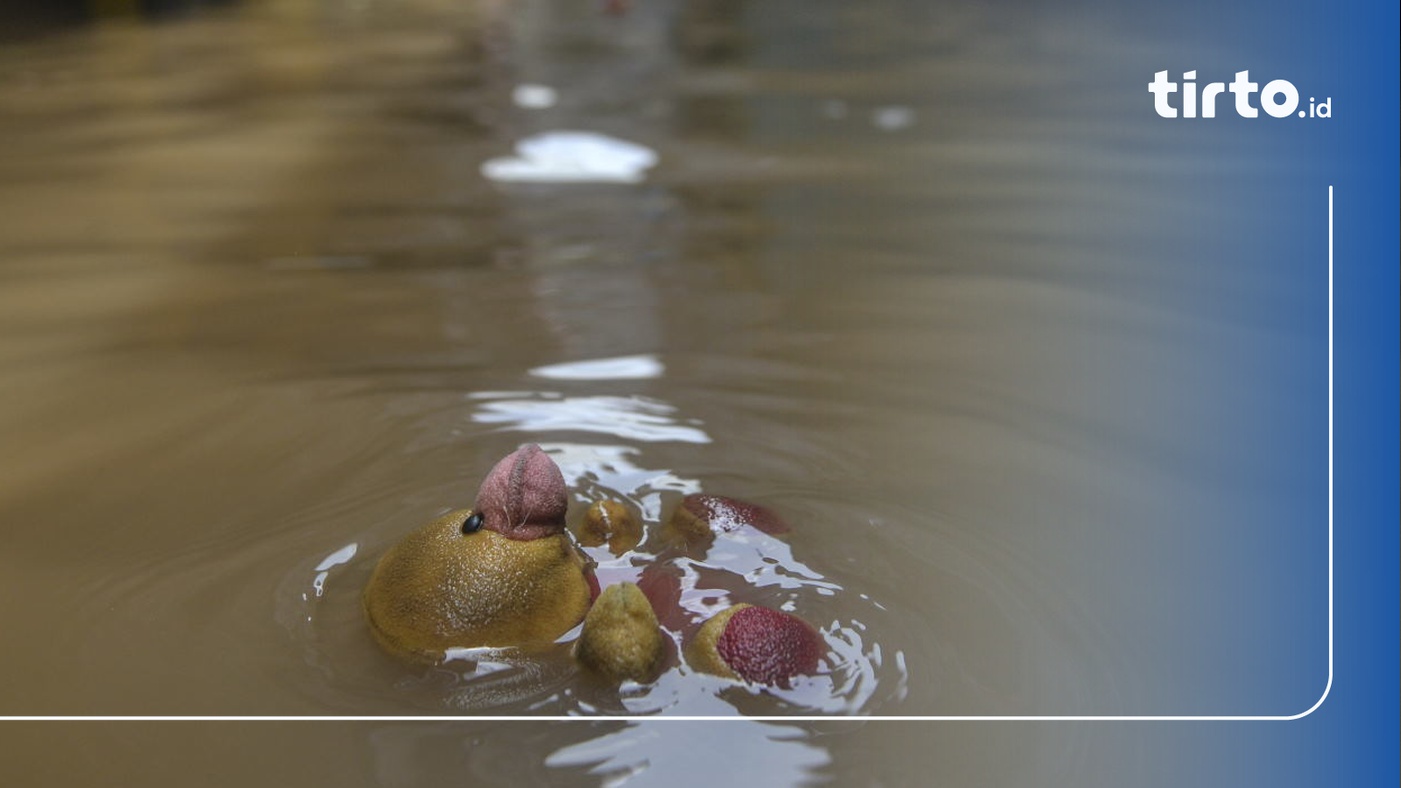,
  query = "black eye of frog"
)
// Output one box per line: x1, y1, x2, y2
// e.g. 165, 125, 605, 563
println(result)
462, 512, 484, 535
